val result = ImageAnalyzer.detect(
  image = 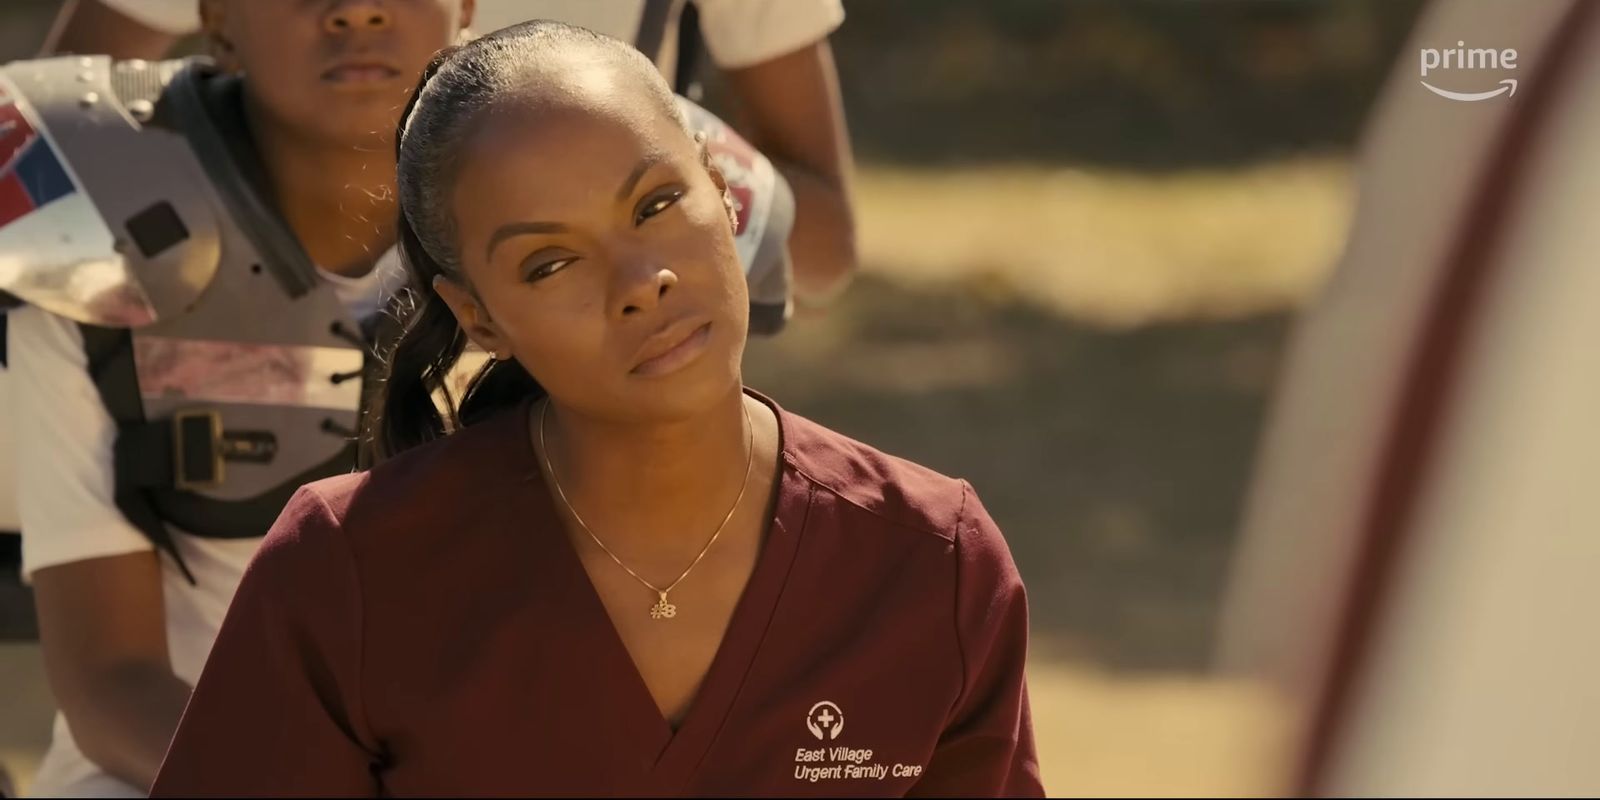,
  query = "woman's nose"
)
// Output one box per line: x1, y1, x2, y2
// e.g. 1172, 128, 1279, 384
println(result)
614, 261, 679, 319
